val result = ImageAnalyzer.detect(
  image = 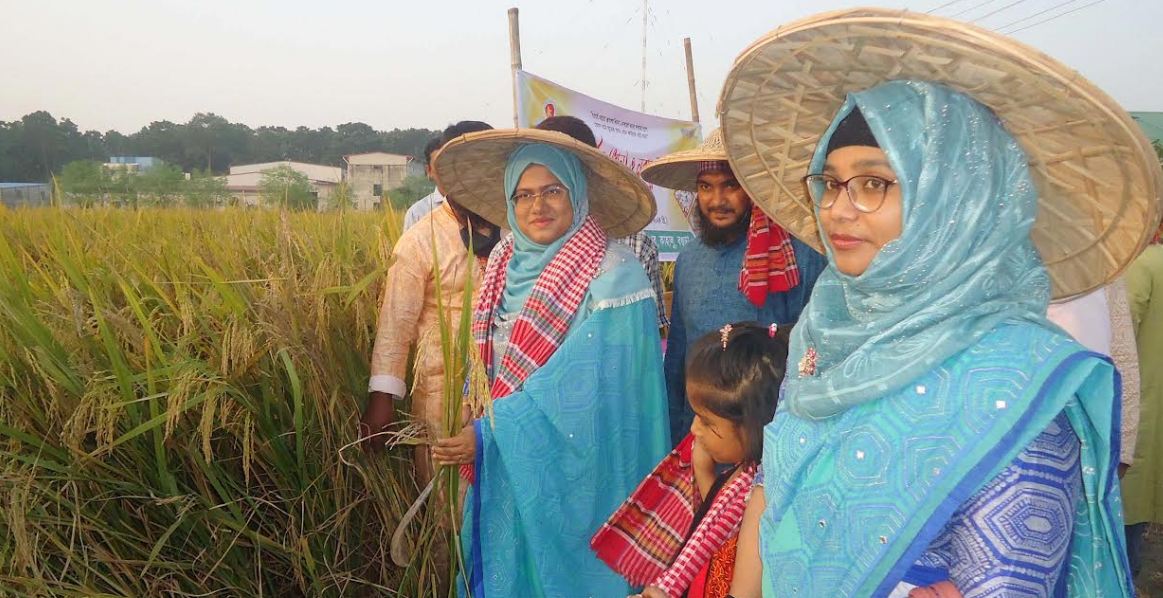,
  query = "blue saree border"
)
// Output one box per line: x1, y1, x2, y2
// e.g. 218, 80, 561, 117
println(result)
469, 418, 485, 597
